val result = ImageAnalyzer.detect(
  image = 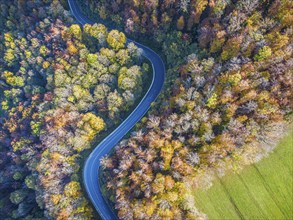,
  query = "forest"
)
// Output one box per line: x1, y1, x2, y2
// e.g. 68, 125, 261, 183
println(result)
0, 0, 292, 219
80, 0, 293, 219
0, 0, 149, 219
